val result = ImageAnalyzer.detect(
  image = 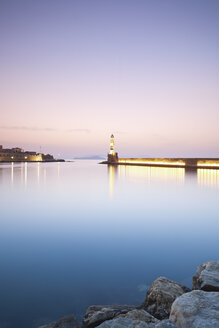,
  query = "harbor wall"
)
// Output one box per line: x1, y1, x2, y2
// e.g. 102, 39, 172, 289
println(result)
106, 157, 219, 169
